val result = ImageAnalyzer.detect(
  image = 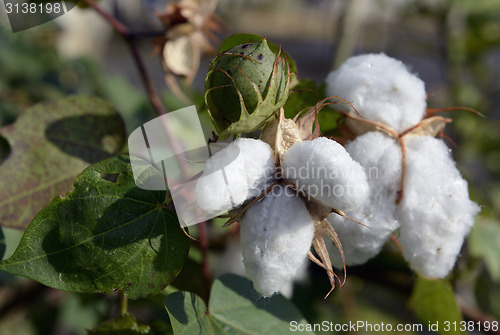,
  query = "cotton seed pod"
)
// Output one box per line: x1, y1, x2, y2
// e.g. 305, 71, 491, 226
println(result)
282, 137, 369, 212
326, 53, 427, 133
205, 38, 290, 139
328, 131, 401, 267
397, 136, 480, 278
195, 138, 275, 213
239, 185, 315, 297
